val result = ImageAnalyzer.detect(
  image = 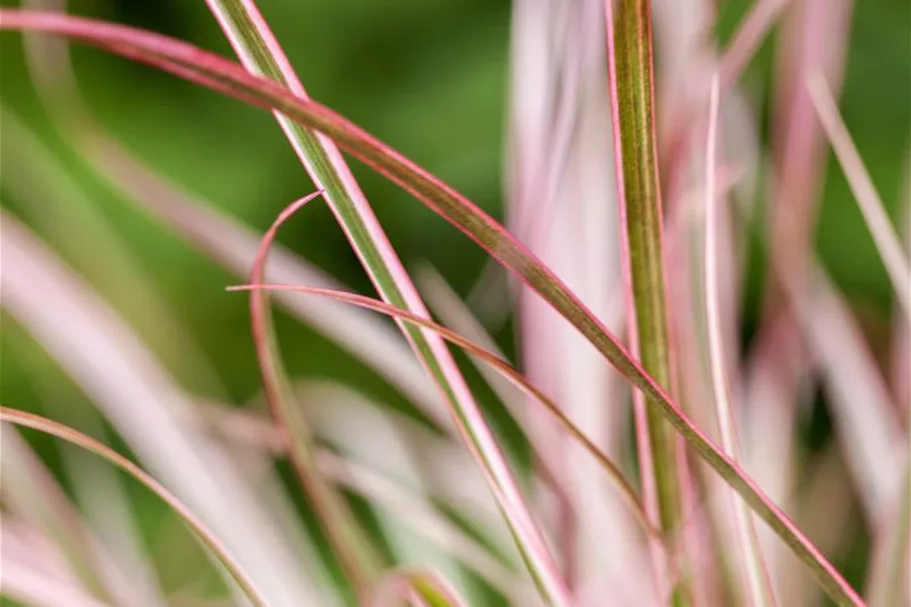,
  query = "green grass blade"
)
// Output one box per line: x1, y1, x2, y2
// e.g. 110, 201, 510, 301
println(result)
603, 1, 685, 599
